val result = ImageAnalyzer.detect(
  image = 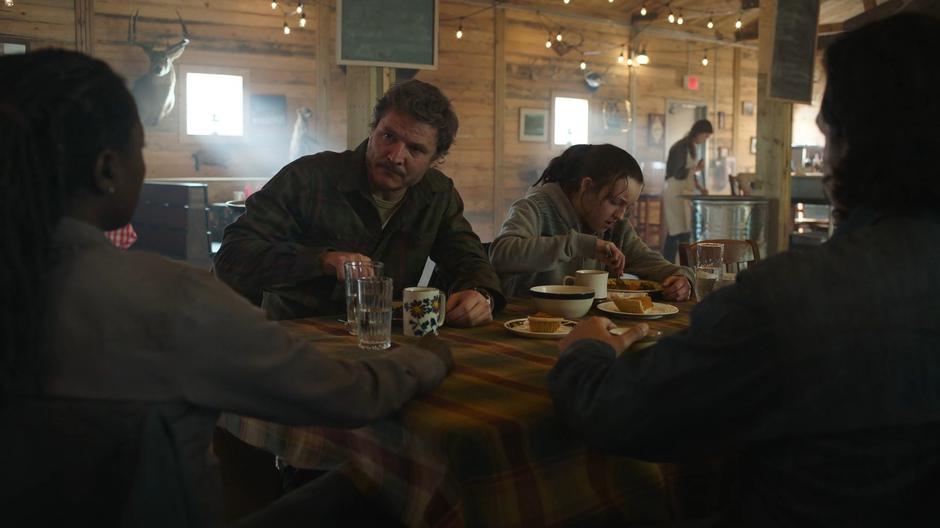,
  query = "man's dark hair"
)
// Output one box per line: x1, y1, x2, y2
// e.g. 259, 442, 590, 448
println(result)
0, 49, 139, 399
821, 13, 940, 218
371, 79, 459, 158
